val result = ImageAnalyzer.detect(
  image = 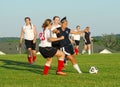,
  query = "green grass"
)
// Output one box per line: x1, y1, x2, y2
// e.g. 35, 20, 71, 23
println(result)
0, 54, 120, 87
